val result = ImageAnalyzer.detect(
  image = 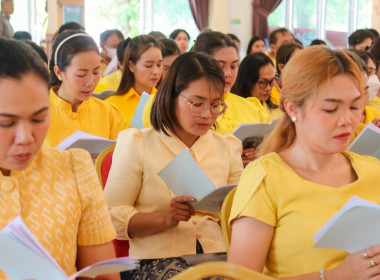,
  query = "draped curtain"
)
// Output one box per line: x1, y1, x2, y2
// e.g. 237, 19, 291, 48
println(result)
189, 0, 209, 31
252, 0, 282, 38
